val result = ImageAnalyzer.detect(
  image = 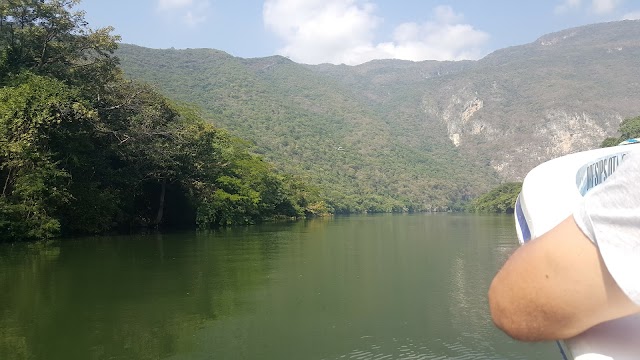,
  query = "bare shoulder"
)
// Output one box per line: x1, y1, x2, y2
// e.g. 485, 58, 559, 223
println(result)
488, 216, 640, 341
